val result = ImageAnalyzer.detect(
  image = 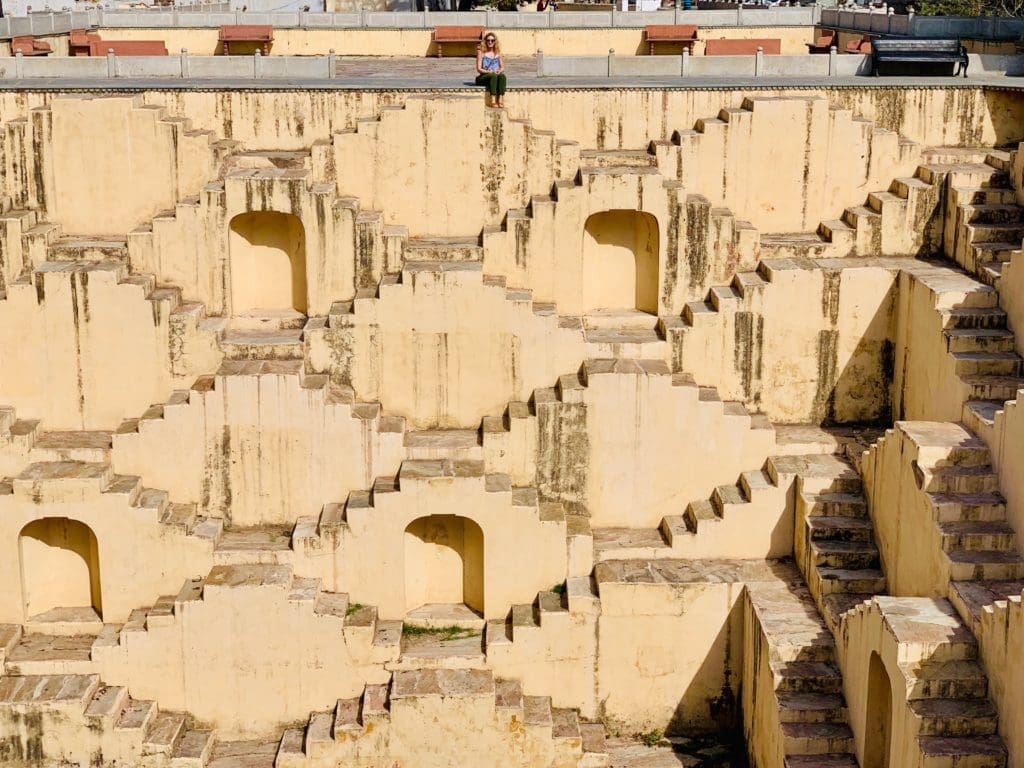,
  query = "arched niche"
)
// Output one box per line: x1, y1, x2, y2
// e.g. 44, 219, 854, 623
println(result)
229, 211, 308, 316
404, 515, 484, 615
582, 209, 660, 314
864, 650, 893, 768
19, 518, 102, 621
